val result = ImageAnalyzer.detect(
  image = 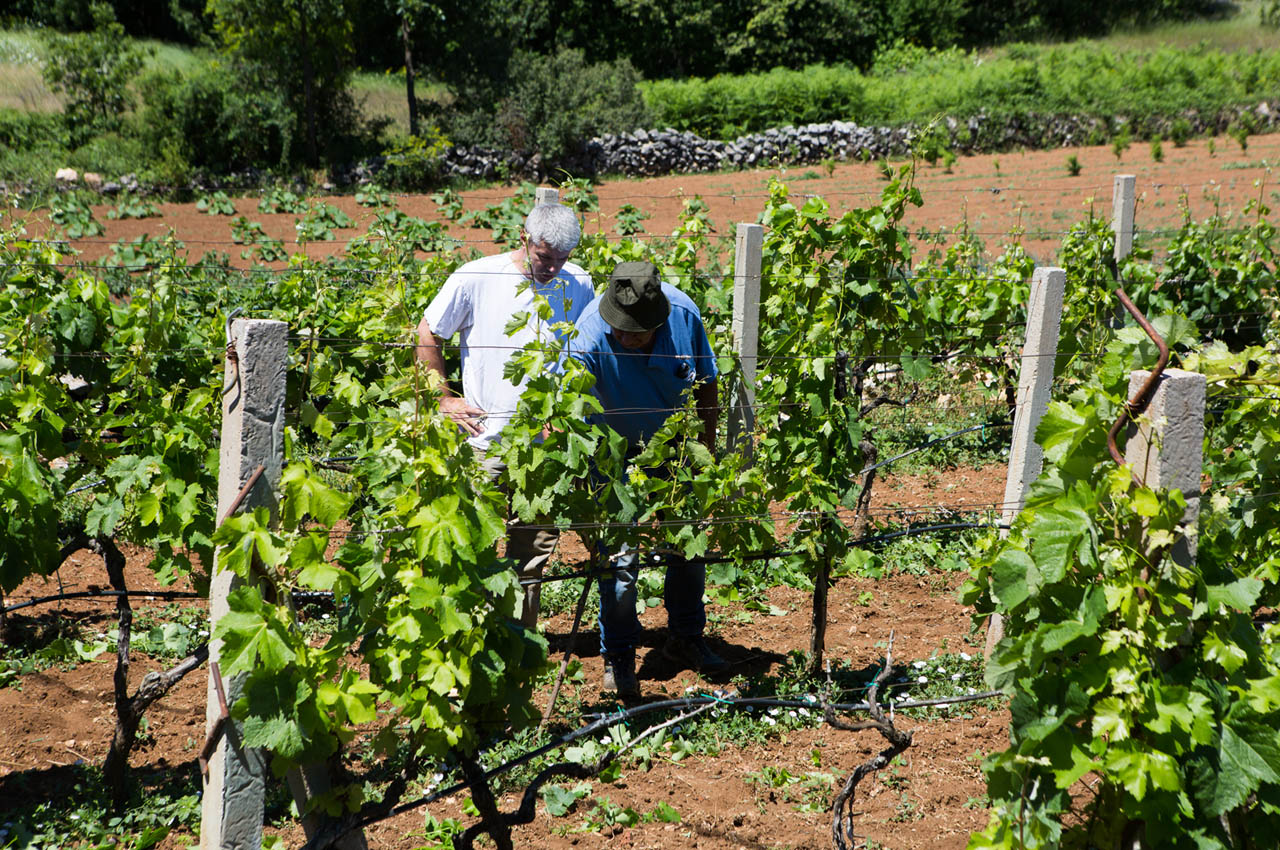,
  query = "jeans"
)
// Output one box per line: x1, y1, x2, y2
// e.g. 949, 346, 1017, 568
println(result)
598, 542, 706, 656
